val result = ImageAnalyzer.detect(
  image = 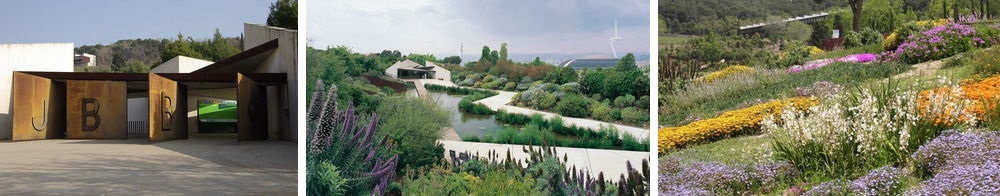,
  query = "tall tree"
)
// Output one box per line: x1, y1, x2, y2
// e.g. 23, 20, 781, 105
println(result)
850, 0, 865, 32
441, 56, 461, 64
615, 53, 637, 72
480, 46, 492, 63
499, 42, 509, 62
161, 33, 206, 62
207, 28, 240, 61
267, 0, 298, 30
